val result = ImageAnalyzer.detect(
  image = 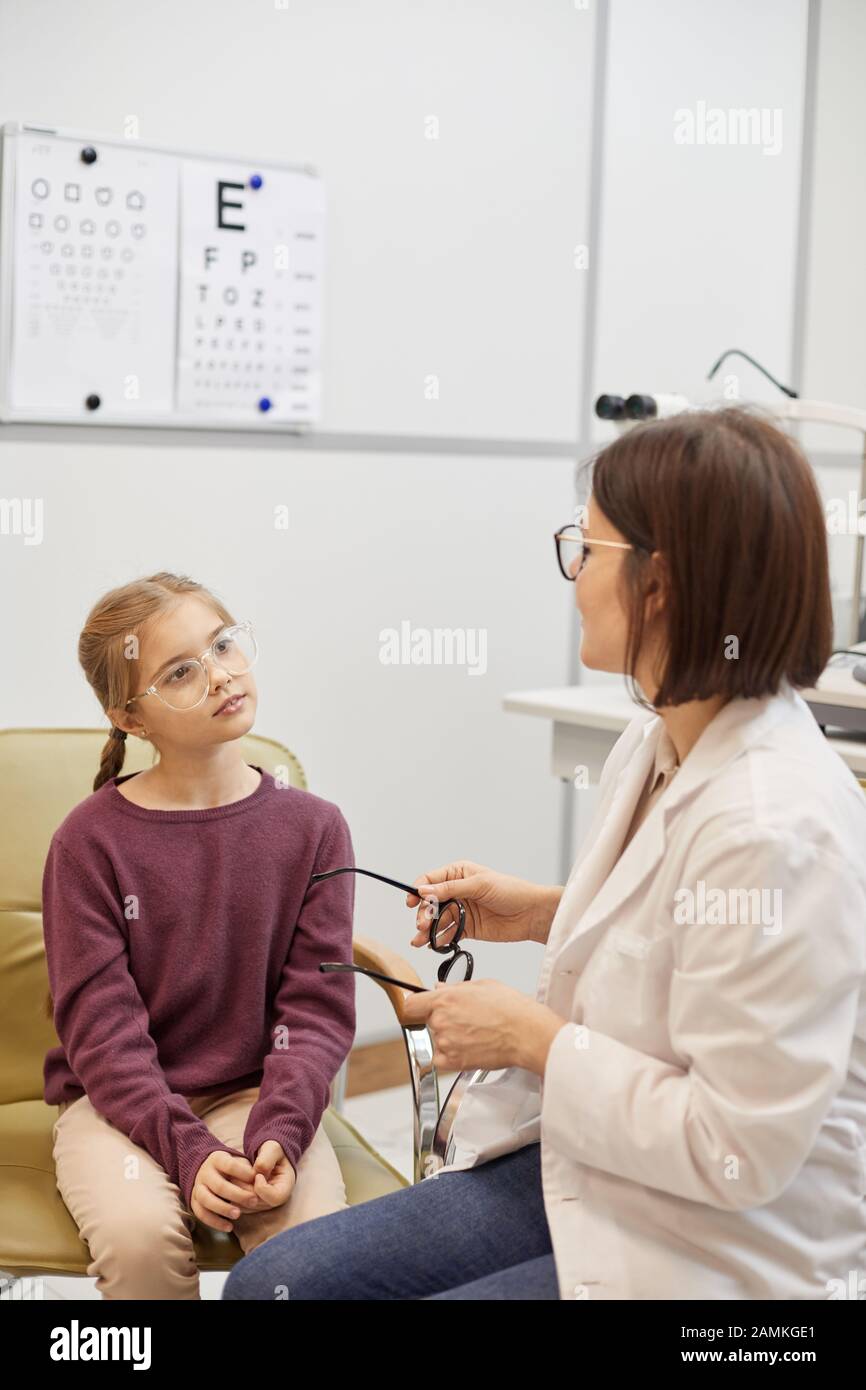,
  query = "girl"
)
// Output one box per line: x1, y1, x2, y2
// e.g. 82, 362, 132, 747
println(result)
44, 571, 356, 1299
